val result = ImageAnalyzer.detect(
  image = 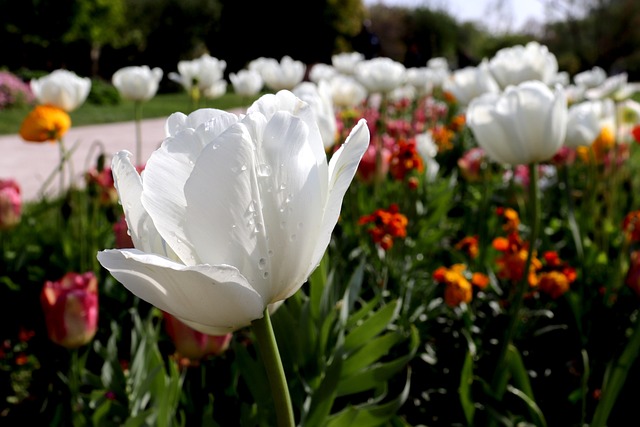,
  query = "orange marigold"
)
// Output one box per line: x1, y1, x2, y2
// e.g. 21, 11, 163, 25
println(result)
19, 105, 71, 143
